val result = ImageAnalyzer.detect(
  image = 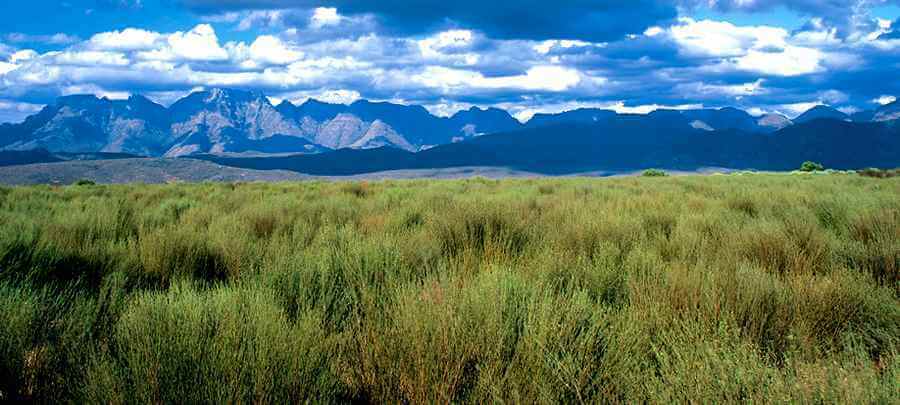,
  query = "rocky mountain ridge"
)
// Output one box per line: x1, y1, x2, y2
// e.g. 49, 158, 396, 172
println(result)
2, 88, 897, 158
